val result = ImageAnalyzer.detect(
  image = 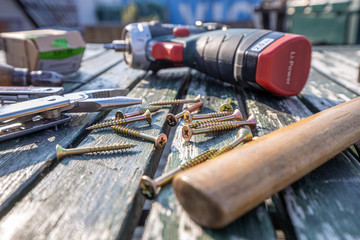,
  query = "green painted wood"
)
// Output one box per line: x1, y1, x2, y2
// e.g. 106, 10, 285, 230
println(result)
311, 47, 360, 95
142, 73, 276, 240
0, 61, 144, 215
0, 68, 190, 240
